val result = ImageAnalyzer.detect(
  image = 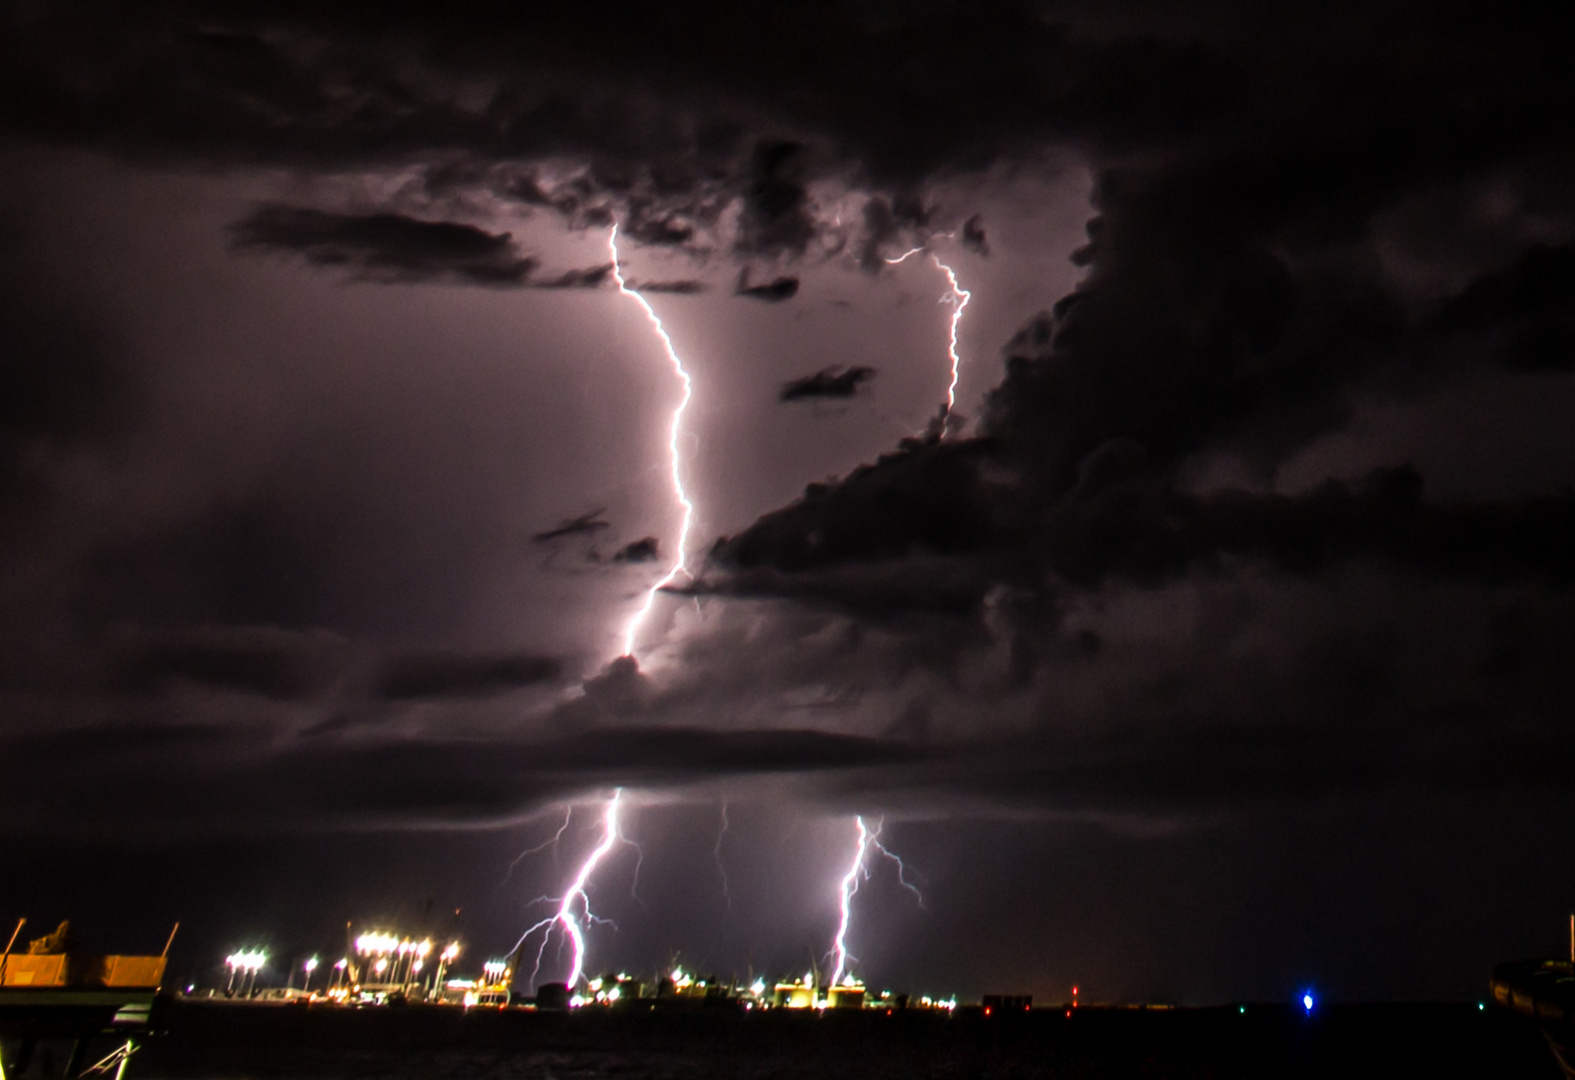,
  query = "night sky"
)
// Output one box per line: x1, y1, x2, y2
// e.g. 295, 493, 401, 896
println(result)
5, 0, 1575, 1006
